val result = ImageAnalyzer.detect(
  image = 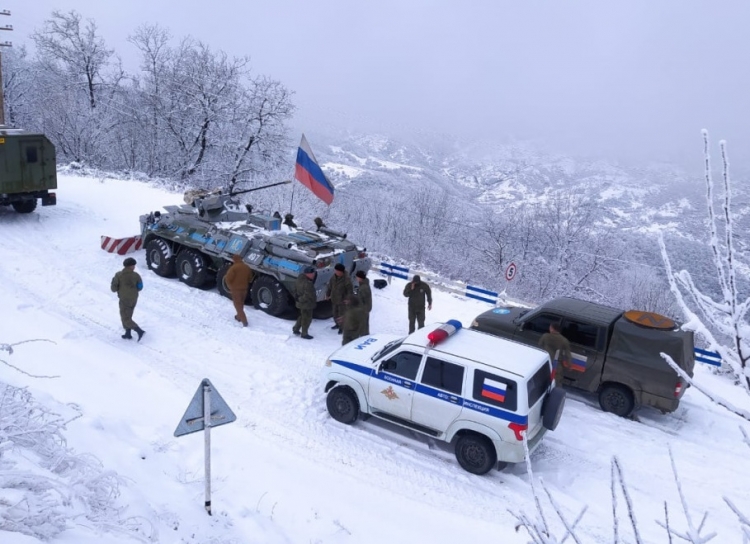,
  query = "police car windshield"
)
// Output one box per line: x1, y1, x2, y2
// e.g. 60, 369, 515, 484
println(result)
371, 338, 405, 361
